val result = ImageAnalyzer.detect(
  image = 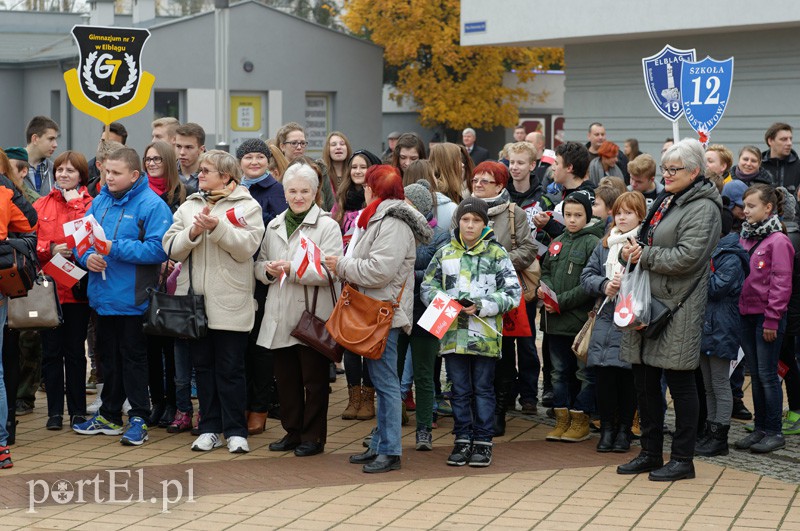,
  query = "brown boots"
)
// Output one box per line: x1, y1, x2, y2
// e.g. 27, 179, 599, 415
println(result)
546, 408, 591, 442
342, 385, 375, 420
247, 412, 267, 435
342, 385, 362, 420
